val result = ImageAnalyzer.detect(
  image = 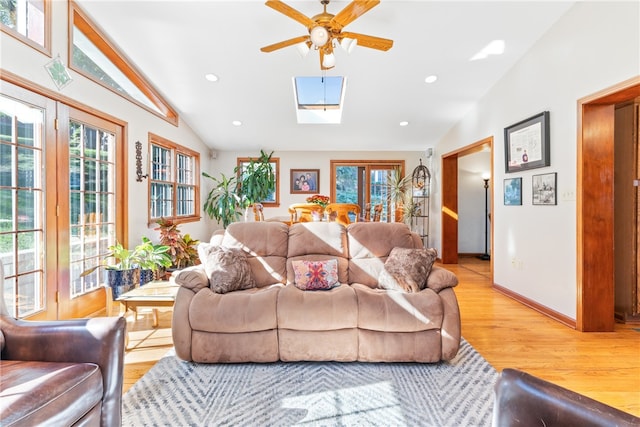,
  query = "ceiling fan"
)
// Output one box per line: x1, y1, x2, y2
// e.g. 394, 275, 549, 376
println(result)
260, 0, 393, 70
